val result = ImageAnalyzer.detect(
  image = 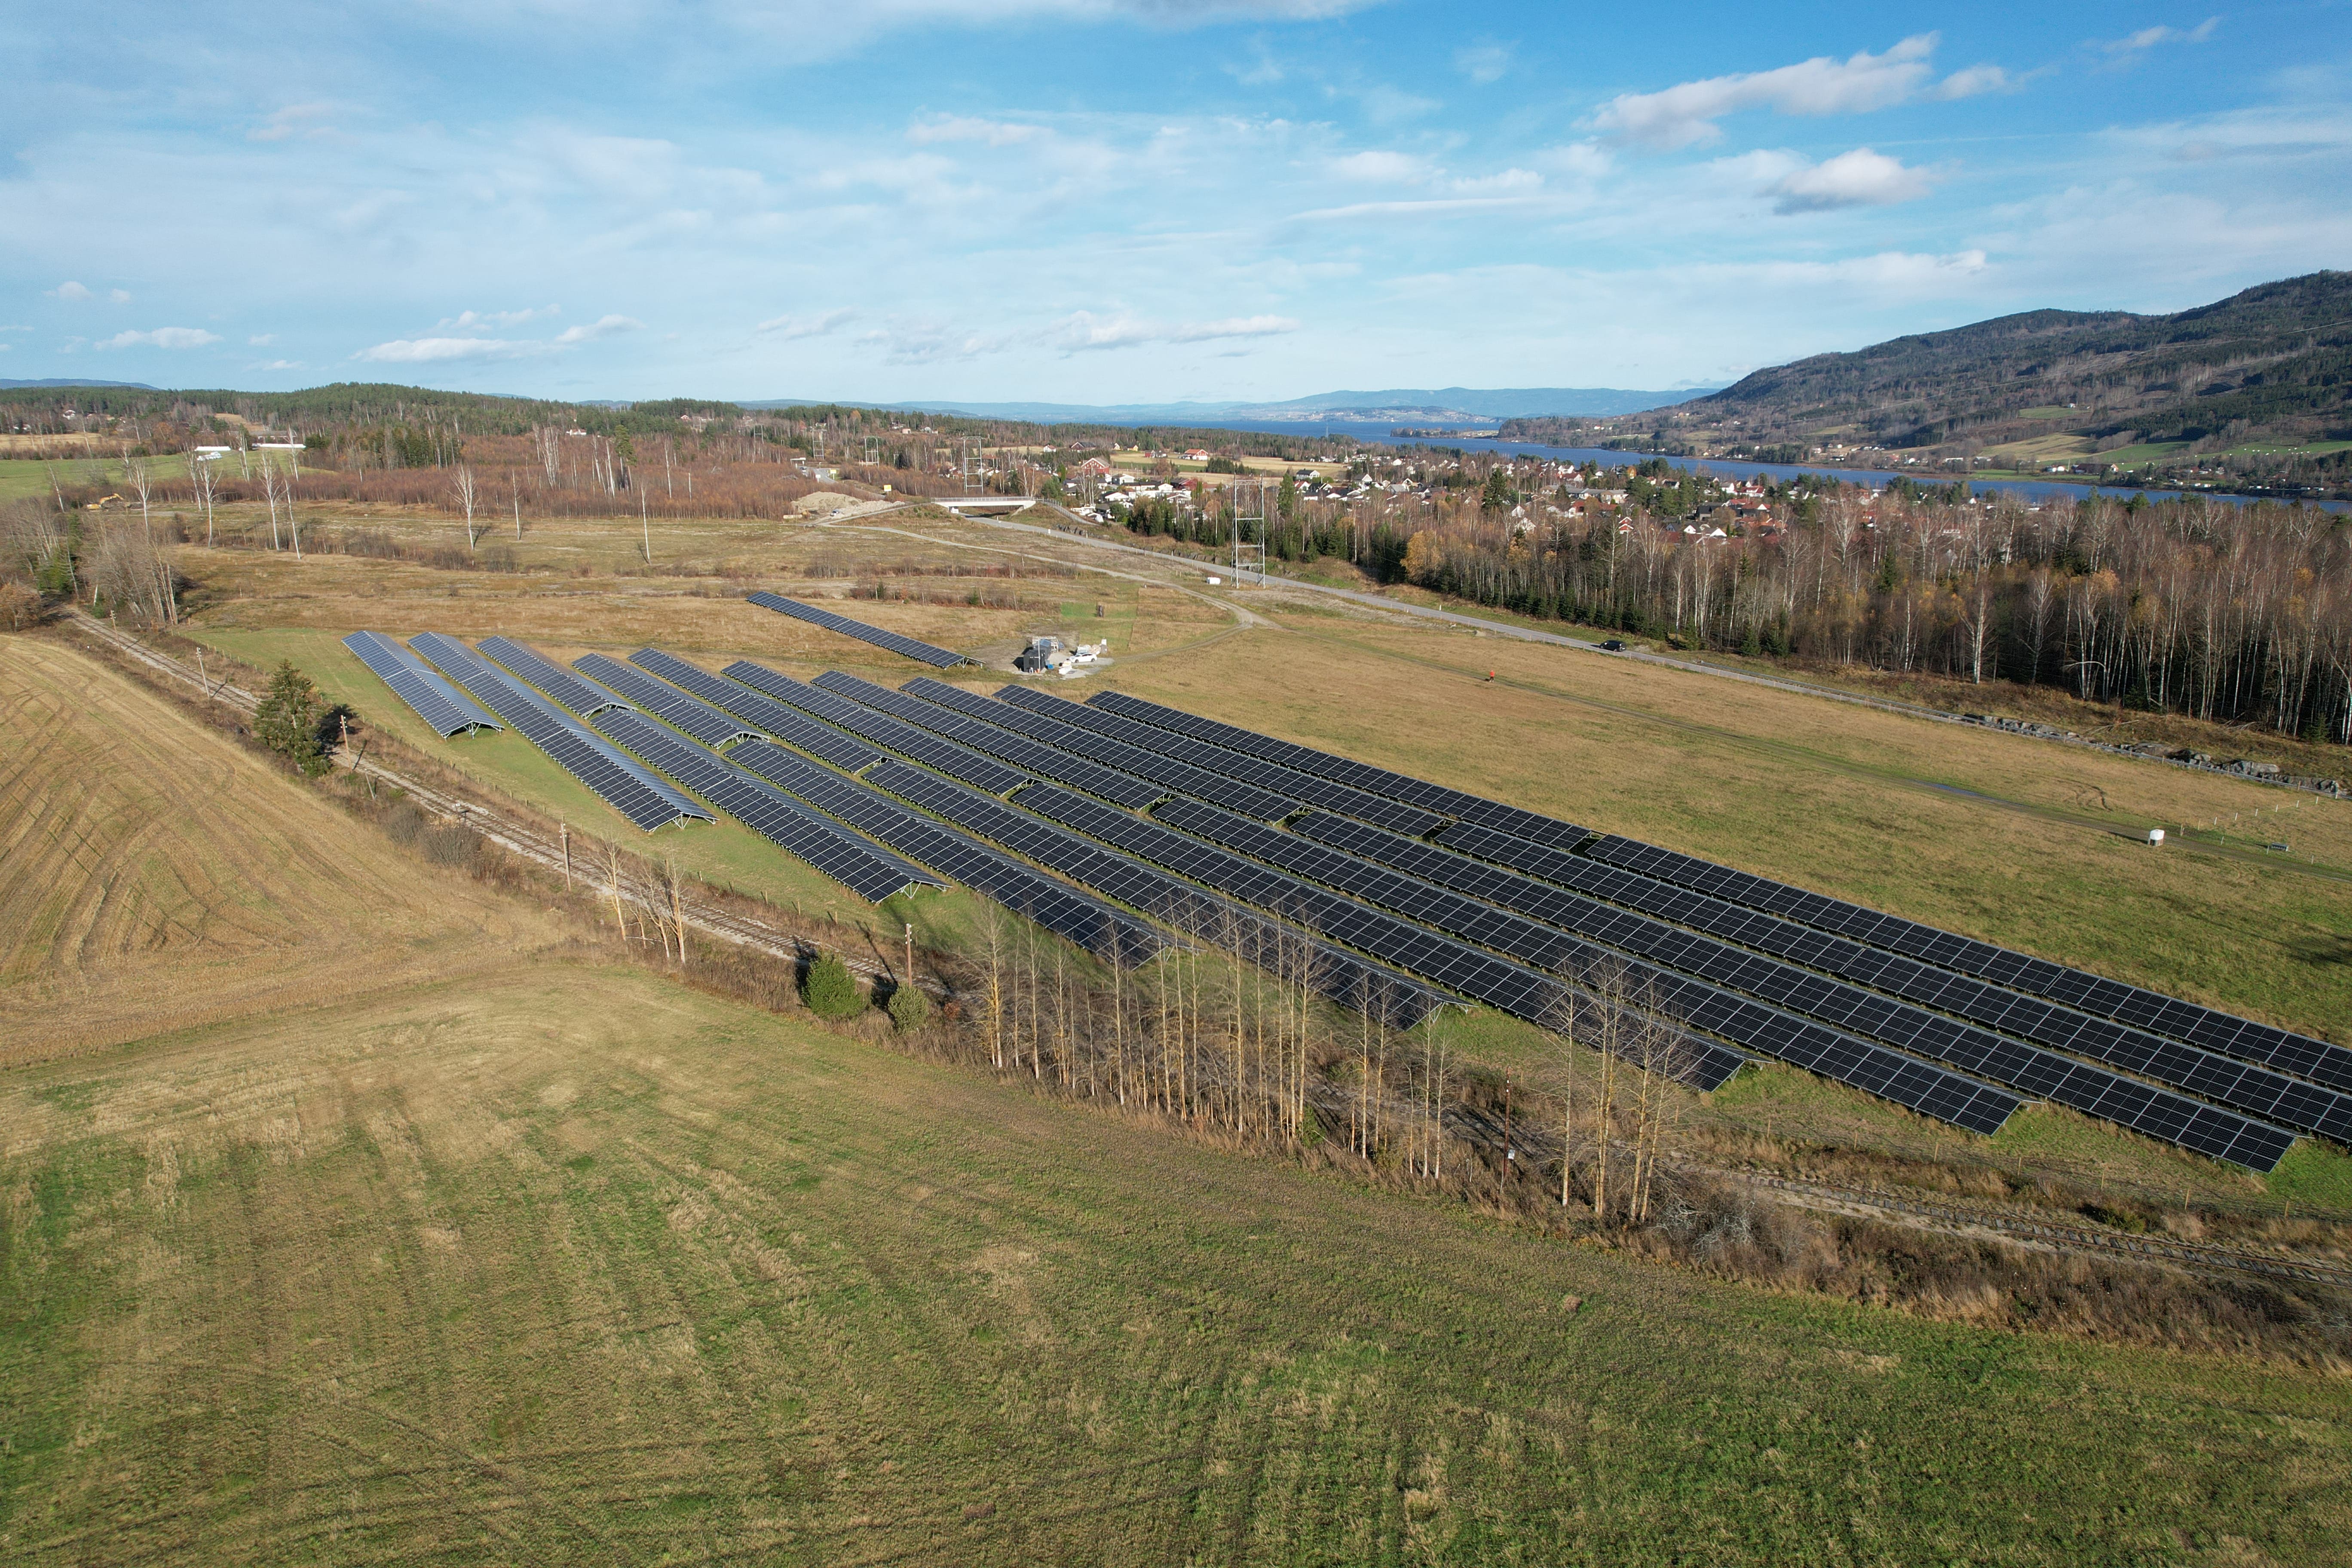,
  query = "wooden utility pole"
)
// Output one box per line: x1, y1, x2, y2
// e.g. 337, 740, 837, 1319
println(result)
560, 823, 571, 888
903, 921, 914, 990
